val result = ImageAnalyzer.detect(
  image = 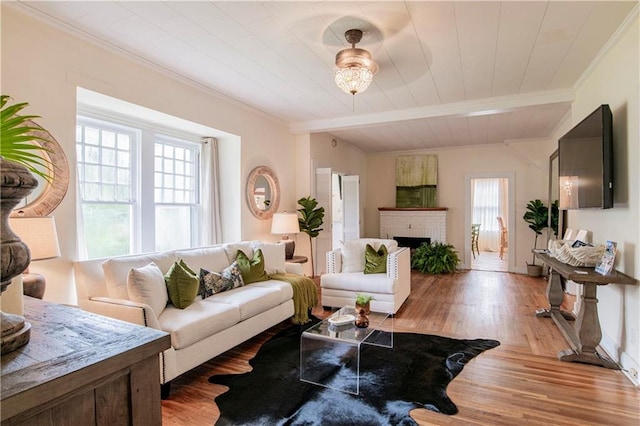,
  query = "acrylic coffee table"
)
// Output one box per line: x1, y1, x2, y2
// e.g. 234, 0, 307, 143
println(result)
300, 306, 393, 395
